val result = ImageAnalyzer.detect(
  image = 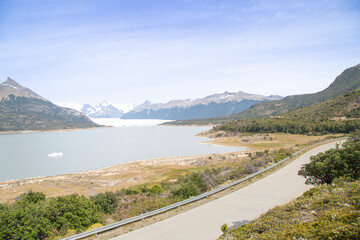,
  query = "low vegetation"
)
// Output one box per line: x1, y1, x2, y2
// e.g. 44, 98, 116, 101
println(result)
0, 148, 293, 239
216, 117, 360, 135
0, 193, 104, 239
220, 133, 360, 239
